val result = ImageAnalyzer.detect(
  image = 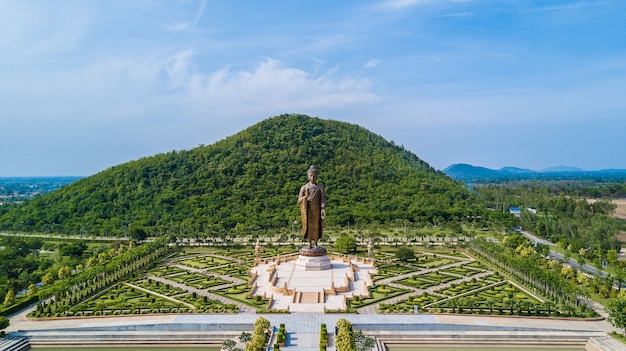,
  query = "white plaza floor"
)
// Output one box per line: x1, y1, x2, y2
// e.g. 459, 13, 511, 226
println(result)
250, 255, 377, 313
